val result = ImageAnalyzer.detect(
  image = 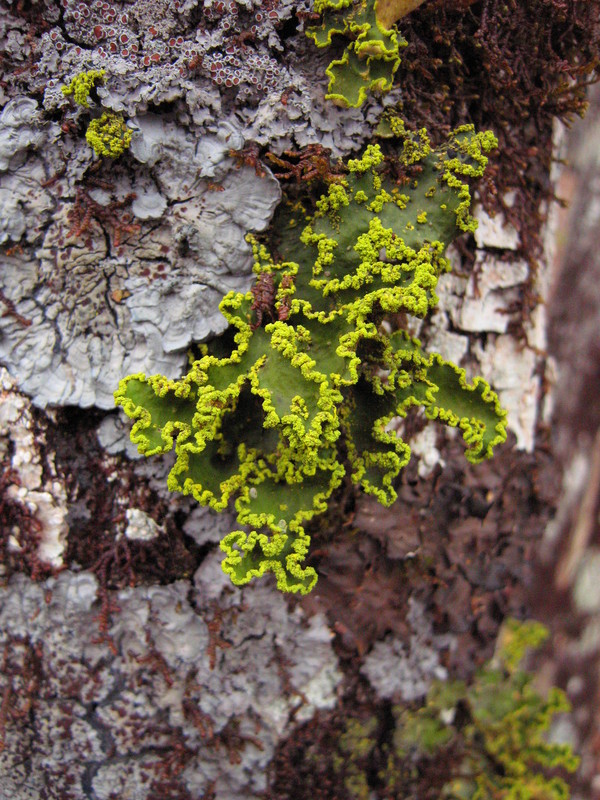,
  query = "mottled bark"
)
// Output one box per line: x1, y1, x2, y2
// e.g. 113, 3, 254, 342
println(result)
0, 2, 597, 798
534, 84, 600, 798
